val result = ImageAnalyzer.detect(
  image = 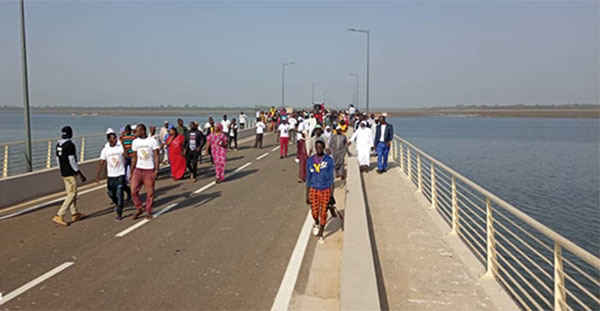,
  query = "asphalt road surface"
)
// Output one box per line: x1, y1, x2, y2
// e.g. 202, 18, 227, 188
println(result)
0, 133, 308, 310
